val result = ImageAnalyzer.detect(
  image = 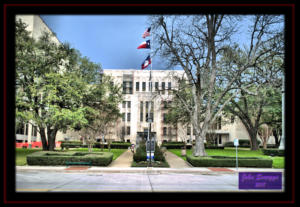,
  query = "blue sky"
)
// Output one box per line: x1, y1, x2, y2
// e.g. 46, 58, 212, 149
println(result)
40, 15, 283, 70
41, 15, 167, 70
